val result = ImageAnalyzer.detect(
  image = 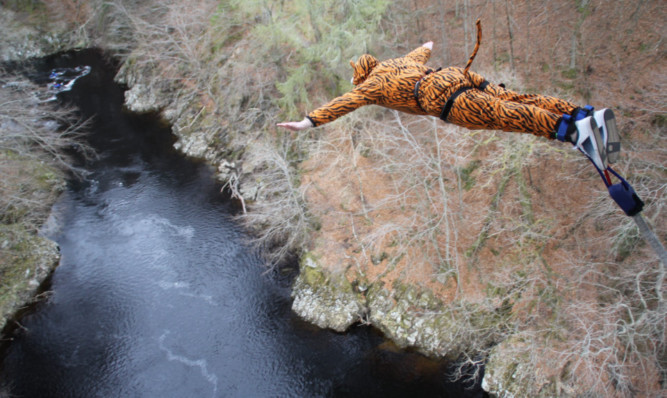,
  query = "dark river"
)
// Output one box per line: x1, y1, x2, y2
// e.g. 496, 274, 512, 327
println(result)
0, 50, 485, 397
